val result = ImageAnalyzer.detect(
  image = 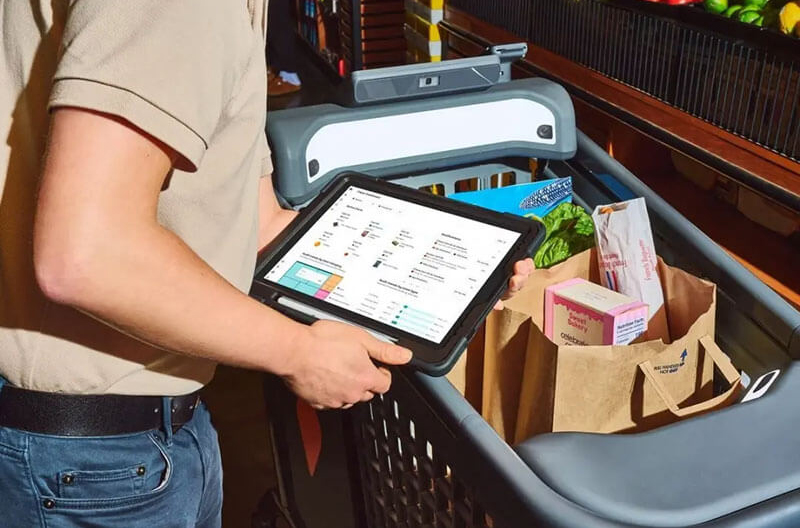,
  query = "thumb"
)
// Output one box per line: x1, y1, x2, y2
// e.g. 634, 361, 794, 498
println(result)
364, 337, 413, 365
